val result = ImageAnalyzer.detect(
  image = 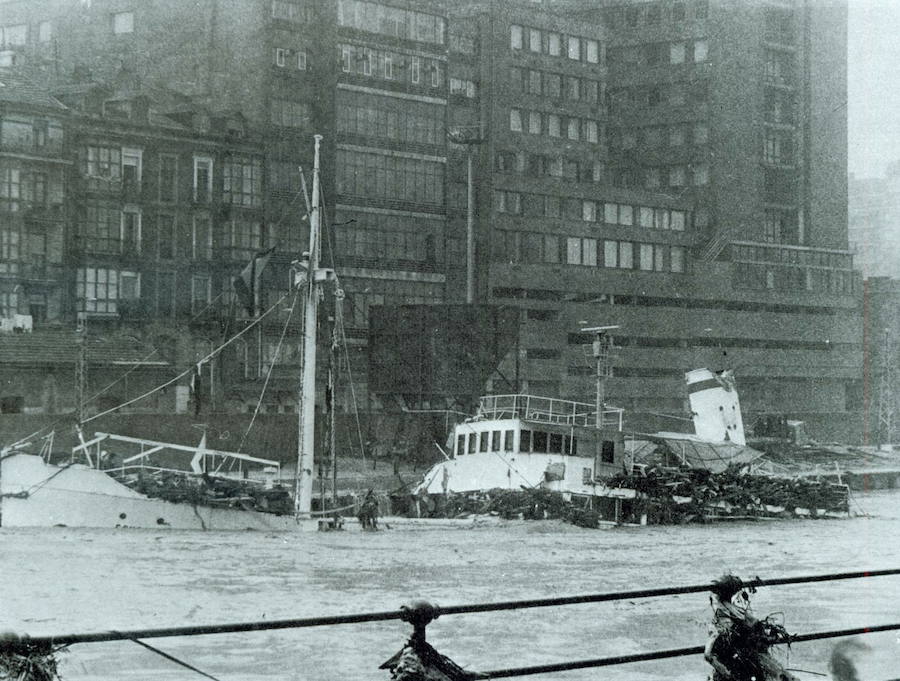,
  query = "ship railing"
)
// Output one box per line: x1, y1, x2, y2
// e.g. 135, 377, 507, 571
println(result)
104, 464, 270, 486
6, 569, 900, 681
478, 394, 624, 429
75, 432, 281, 481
